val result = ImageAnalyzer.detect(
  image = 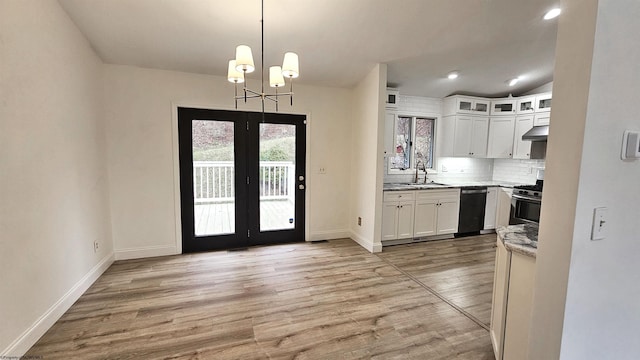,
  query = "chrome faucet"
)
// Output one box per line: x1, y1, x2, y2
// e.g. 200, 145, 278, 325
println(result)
415, 160, 423, 183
